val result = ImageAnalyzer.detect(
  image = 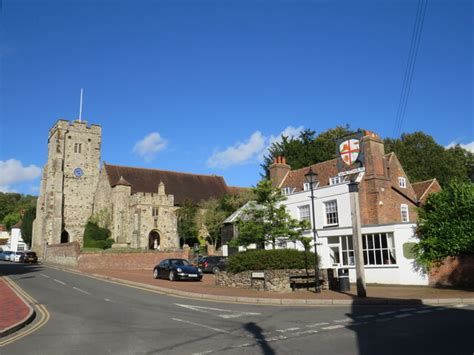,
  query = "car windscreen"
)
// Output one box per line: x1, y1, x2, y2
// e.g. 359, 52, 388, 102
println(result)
171, 259, 190, 266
